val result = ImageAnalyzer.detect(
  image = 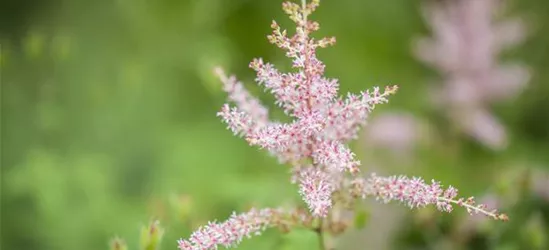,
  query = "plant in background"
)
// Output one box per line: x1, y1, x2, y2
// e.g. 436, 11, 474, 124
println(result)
110, 237, 128, 250
362, 112, 426, 156
414, 0, 530, 150
110, 220, 164, 250
177, 1, 508, 249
